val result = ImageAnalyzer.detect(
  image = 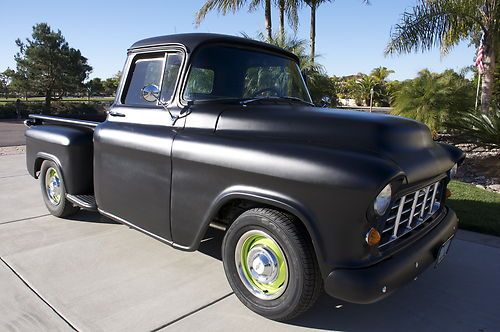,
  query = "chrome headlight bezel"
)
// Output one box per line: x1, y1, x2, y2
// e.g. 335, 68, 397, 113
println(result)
373, 183, 392, 216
